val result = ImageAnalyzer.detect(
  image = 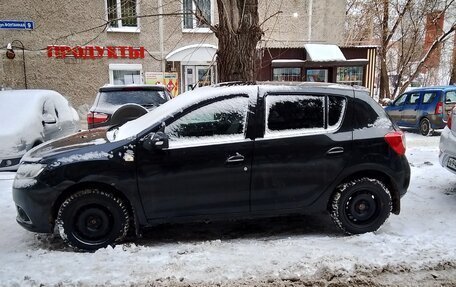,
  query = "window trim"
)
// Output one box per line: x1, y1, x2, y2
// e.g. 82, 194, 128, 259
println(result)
164, 94, 250, 149
108, 63, 143, 85
106, 0, 140, 33
262, 93, 347, 139
181, 0, 214, 33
